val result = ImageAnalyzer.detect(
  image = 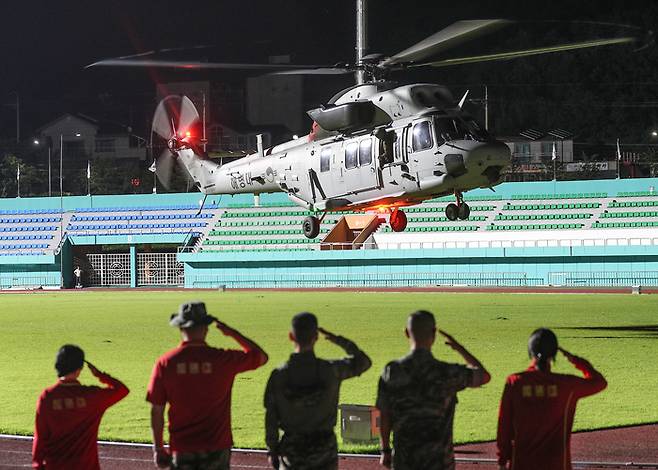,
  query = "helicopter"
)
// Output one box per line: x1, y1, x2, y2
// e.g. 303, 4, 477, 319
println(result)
89, 18, 637, 238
